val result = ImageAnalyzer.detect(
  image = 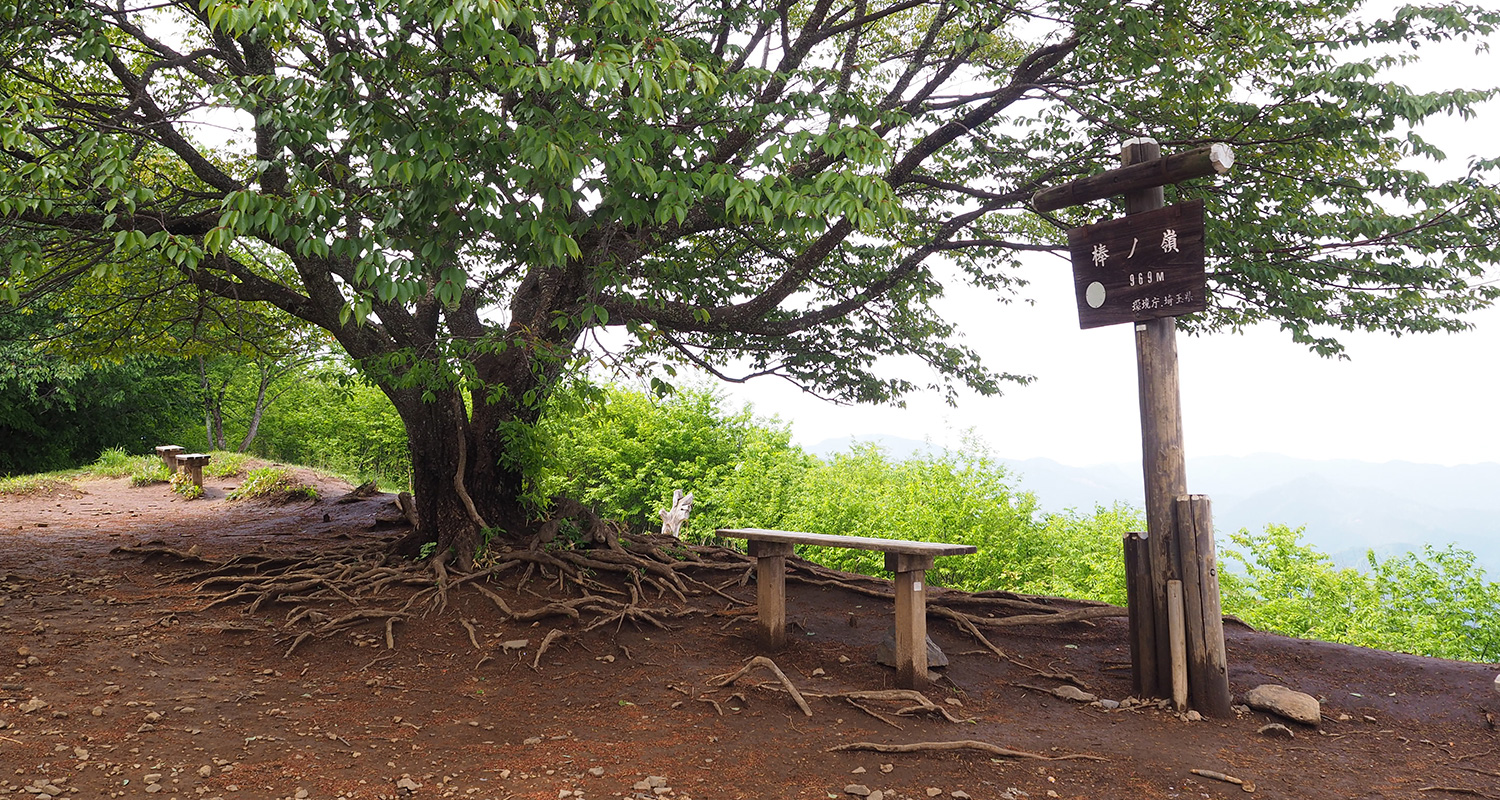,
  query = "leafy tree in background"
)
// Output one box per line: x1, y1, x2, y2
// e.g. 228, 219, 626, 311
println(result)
3, 0, 1498, 563
0, 309, 198, 474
